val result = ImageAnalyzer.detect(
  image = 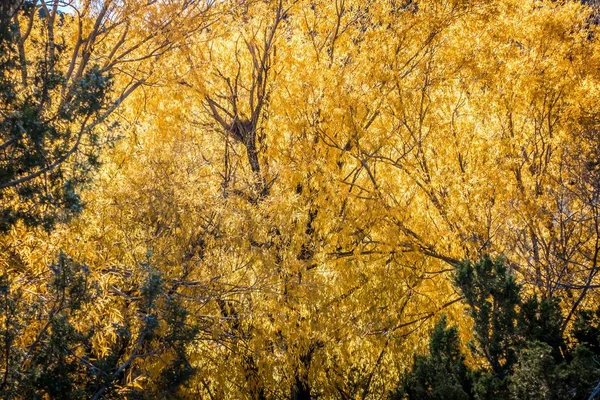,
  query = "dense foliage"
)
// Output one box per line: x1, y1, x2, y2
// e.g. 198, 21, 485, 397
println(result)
0, 0, 109, 230
1, 254, 199, 399
396, 256, 600, 400
2, 0, 600, 398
